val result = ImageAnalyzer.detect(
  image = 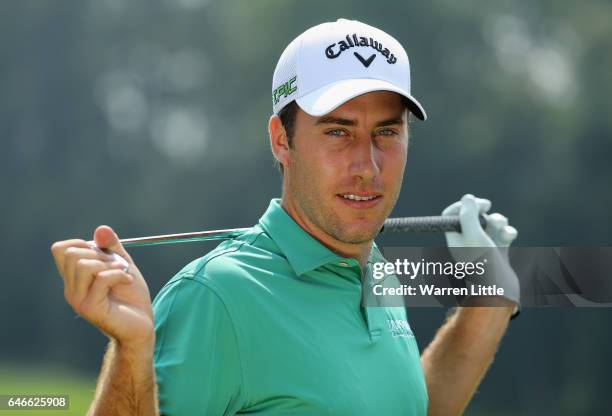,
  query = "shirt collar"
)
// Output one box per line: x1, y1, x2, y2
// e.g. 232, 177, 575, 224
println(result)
367, 242, 387, 265
259, 199, 341, 275
258, 199, 387, 276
